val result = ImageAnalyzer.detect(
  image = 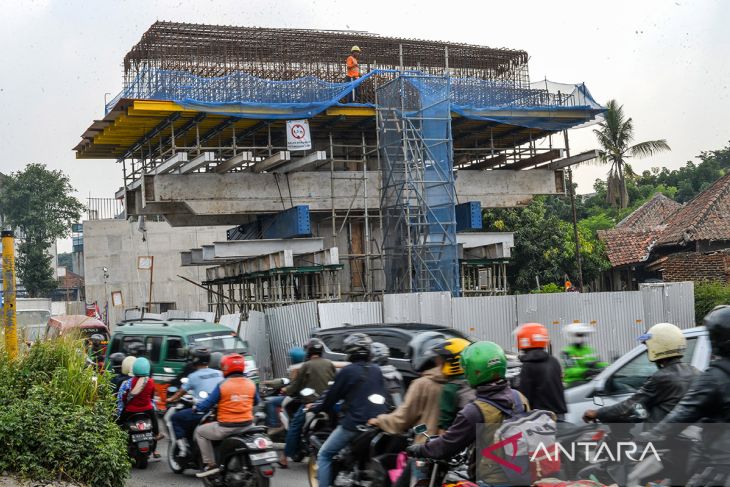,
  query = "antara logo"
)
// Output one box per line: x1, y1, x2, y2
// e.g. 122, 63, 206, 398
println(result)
481, 432, 523, 473
530, 441, 661, 463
